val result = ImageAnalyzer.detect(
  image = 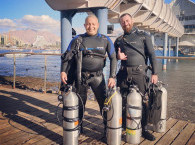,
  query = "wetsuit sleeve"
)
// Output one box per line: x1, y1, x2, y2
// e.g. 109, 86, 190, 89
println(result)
144, 34, 158, 75
61, 37, 78, 73
114, 37, 120, 59
106, 36, 117, 78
